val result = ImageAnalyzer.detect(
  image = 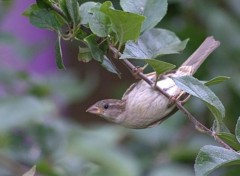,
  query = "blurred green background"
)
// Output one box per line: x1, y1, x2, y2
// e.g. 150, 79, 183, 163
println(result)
0, 0, 240, 175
